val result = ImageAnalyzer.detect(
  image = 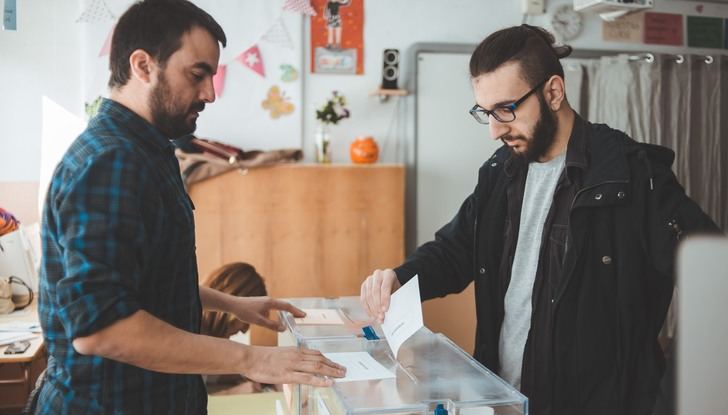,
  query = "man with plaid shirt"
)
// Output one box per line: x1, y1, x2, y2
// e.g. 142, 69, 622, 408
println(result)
36, 2, 344, 414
